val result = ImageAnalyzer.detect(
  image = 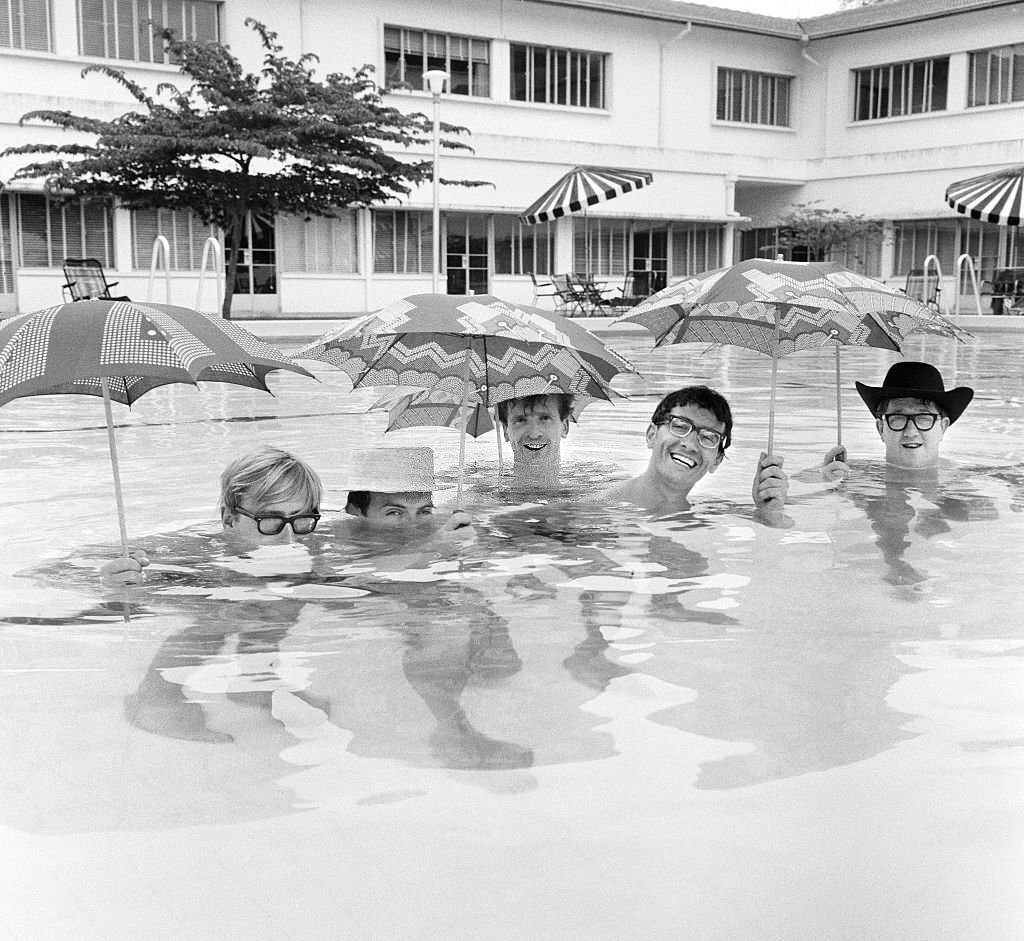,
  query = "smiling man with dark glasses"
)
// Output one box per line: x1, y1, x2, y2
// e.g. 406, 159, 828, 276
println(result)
819, 362, 974, 475
602, 385, 788, 518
